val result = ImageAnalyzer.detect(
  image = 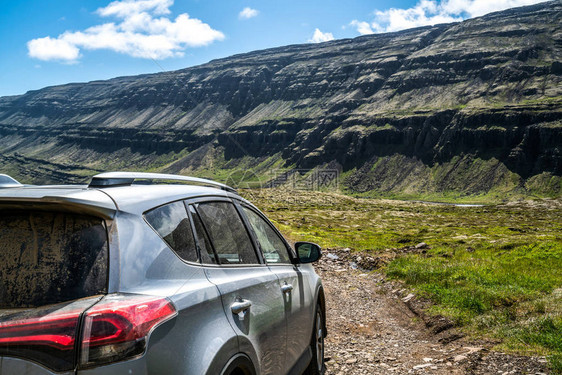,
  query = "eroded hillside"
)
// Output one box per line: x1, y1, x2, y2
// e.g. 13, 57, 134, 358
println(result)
0, 1, 561, 198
